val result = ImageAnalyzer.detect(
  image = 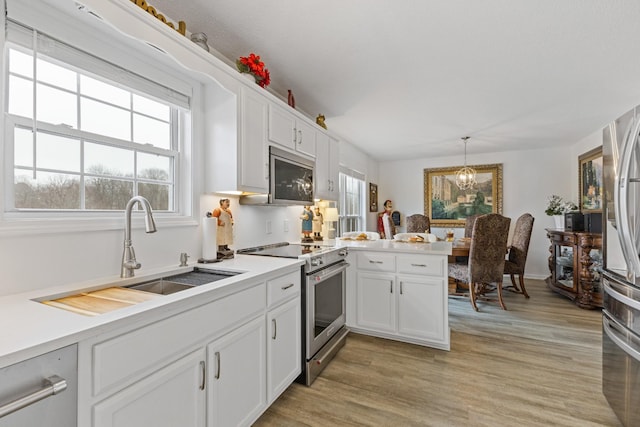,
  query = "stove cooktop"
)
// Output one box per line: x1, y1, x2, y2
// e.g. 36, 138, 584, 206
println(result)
237, 243, 332, 259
